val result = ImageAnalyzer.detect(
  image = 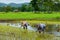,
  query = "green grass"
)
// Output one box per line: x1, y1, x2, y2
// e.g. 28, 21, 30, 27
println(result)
25, 20, 60, 24
0, 12, 60, 21
0, 25, 53, 40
